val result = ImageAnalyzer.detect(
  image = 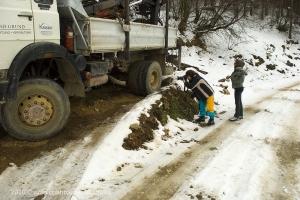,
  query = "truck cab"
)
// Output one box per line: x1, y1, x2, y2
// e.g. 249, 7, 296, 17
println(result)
0, 0, 59, 71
